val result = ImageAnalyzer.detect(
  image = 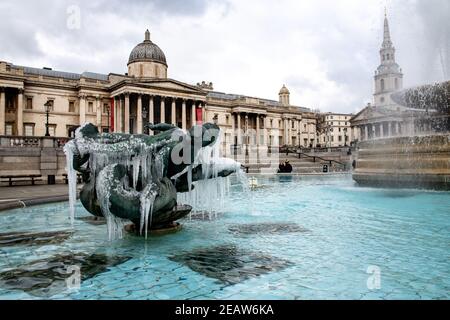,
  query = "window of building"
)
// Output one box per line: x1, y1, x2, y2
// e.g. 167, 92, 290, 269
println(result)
225, 115, 230, 125
331, 136, 334, 142
88, 101, 94, 113
103, 103, 109, 114
381, 79, 385, 91
270, 119, 273, 127
24, 123, 35, 136
395, 78, 399, 90
380, 97, 385, 103
26, 97, 33, 110
292, 121, 295, 129
5, 123, 13, 135
69, 101, 75, 113
67, 126, 78, 138
48, 125, 56, 137
338, 136, 342, 142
